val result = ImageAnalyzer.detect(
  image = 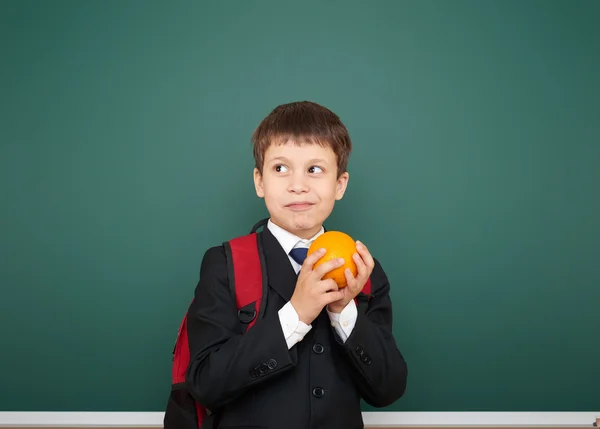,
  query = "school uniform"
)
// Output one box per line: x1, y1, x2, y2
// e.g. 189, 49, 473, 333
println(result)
185, 220, 408, 429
